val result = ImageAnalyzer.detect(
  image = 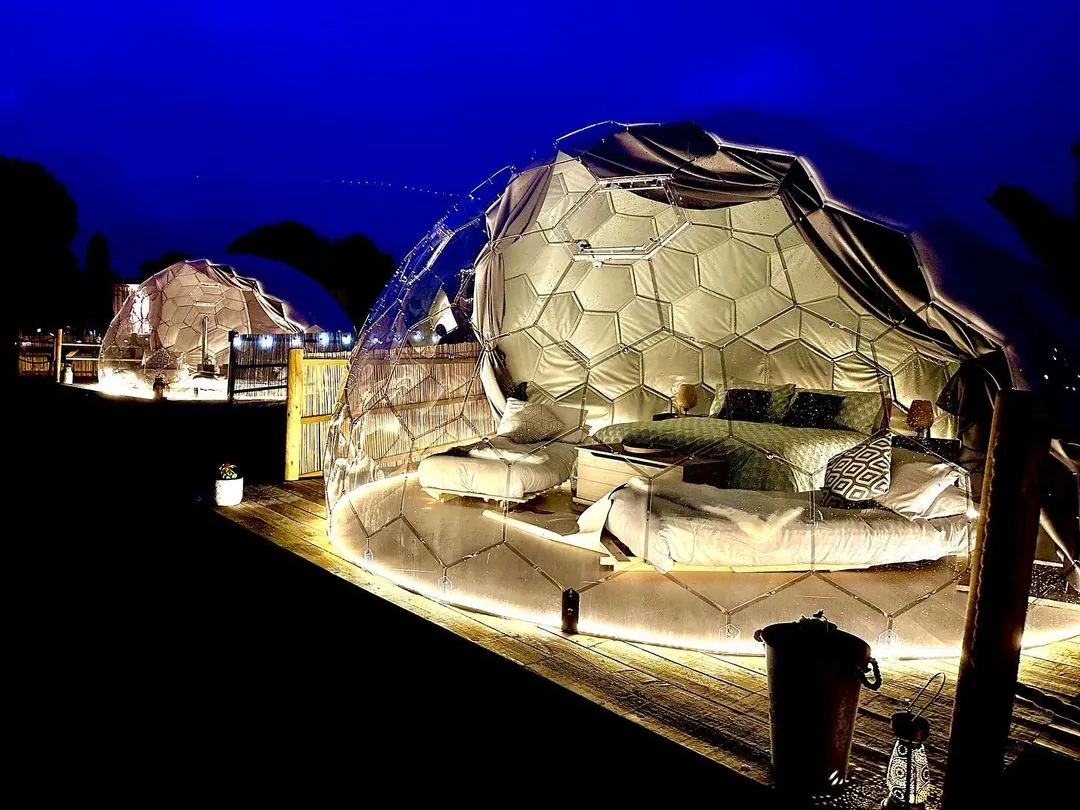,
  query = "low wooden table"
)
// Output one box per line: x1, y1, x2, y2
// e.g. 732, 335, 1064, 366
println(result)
574, 443, 728, 505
